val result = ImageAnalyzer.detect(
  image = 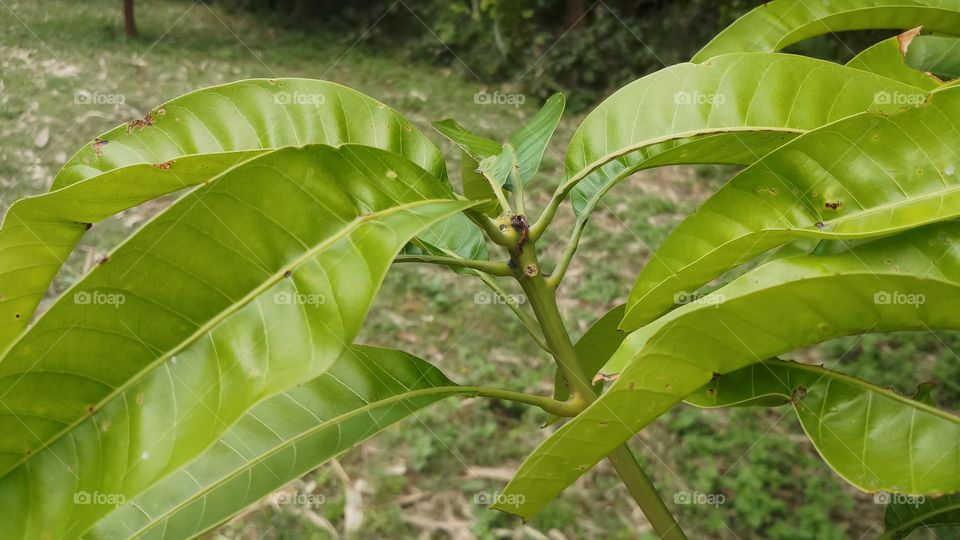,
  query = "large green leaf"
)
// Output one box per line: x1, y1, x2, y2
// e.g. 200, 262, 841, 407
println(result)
686, 359, 960, 493
693, 0, 960, 62
882, 492, 960, 539
621, 84, 960, 330
847, 30, 943, 89
0, 79, 481, 351
0, 145, 473, 538
566, 53, 927, 216
494, 224, 960, 519
85, 345, 470, 539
